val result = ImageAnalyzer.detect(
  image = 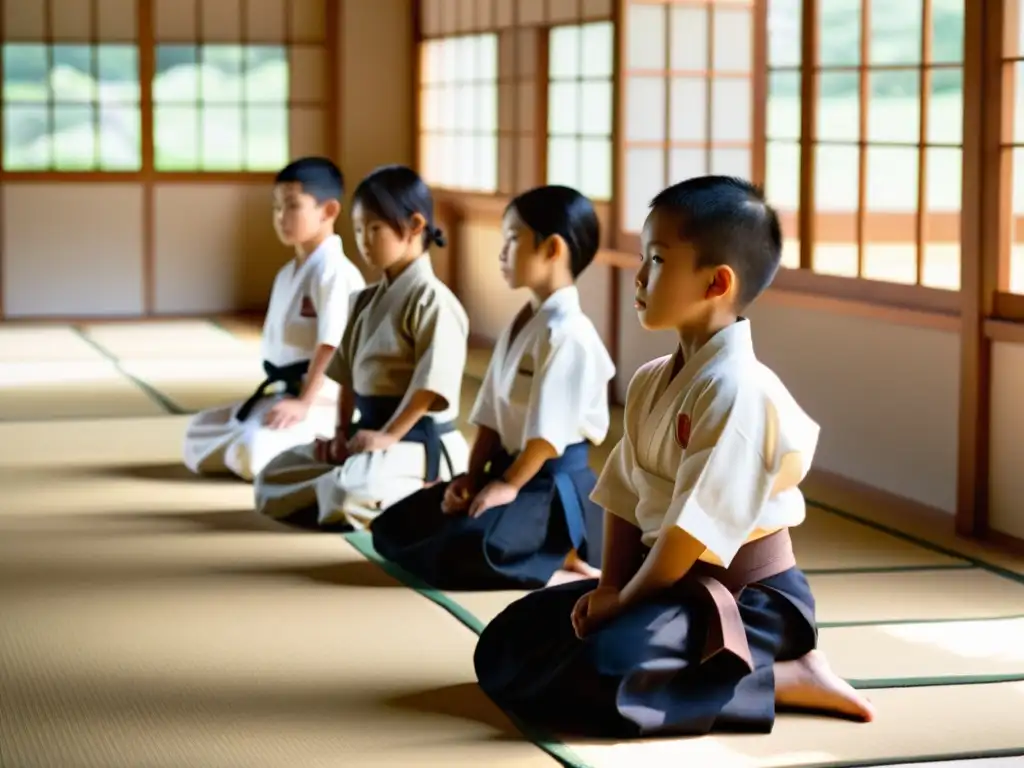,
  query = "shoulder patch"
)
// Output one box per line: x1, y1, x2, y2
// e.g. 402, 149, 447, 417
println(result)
676, 412, 691, 449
